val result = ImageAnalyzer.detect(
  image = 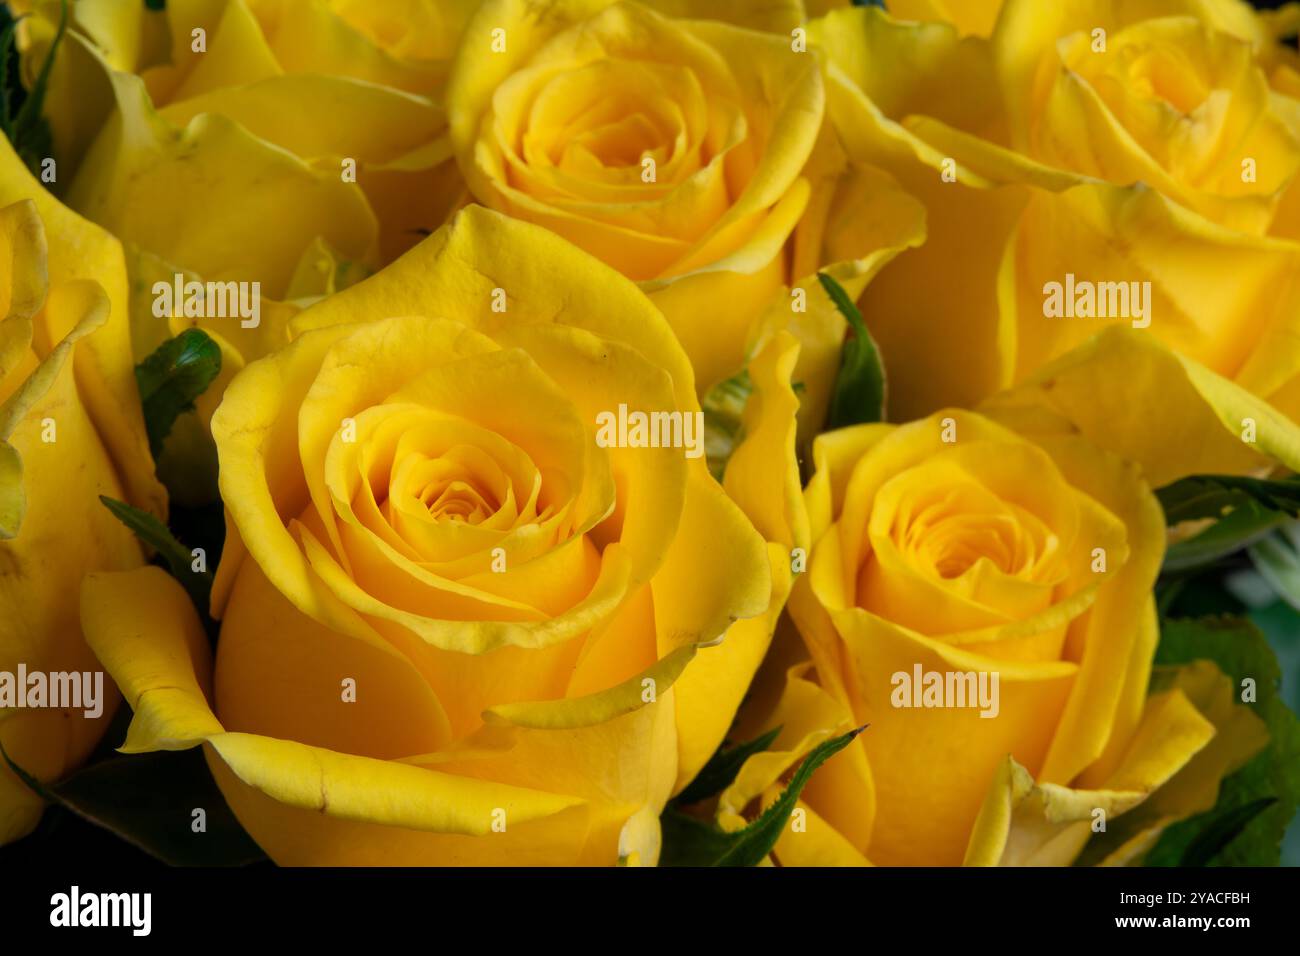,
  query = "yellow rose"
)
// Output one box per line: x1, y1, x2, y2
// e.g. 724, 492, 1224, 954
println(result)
80, 206, 808, 866
13, 0, 476, 419
446, 0, 926, 429
1269, 7, 1300, 109
0, 136, 163, 845
813, 3, 1300, 422
721, 400, 1270, 866
995, 0, 1300, 235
